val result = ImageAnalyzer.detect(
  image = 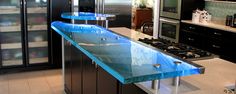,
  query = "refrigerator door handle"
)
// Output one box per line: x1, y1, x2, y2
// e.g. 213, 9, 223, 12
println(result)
96, 0, 100, 13
95, 0, 97, 13
101, 0, 105, 14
